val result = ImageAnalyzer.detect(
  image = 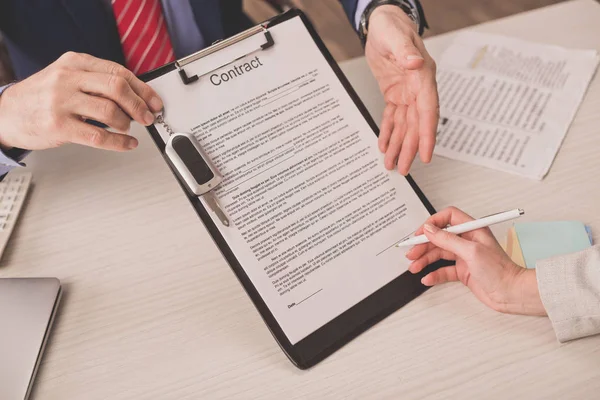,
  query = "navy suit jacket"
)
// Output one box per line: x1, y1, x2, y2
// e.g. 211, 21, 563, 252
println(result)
0, 0, 372, 80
